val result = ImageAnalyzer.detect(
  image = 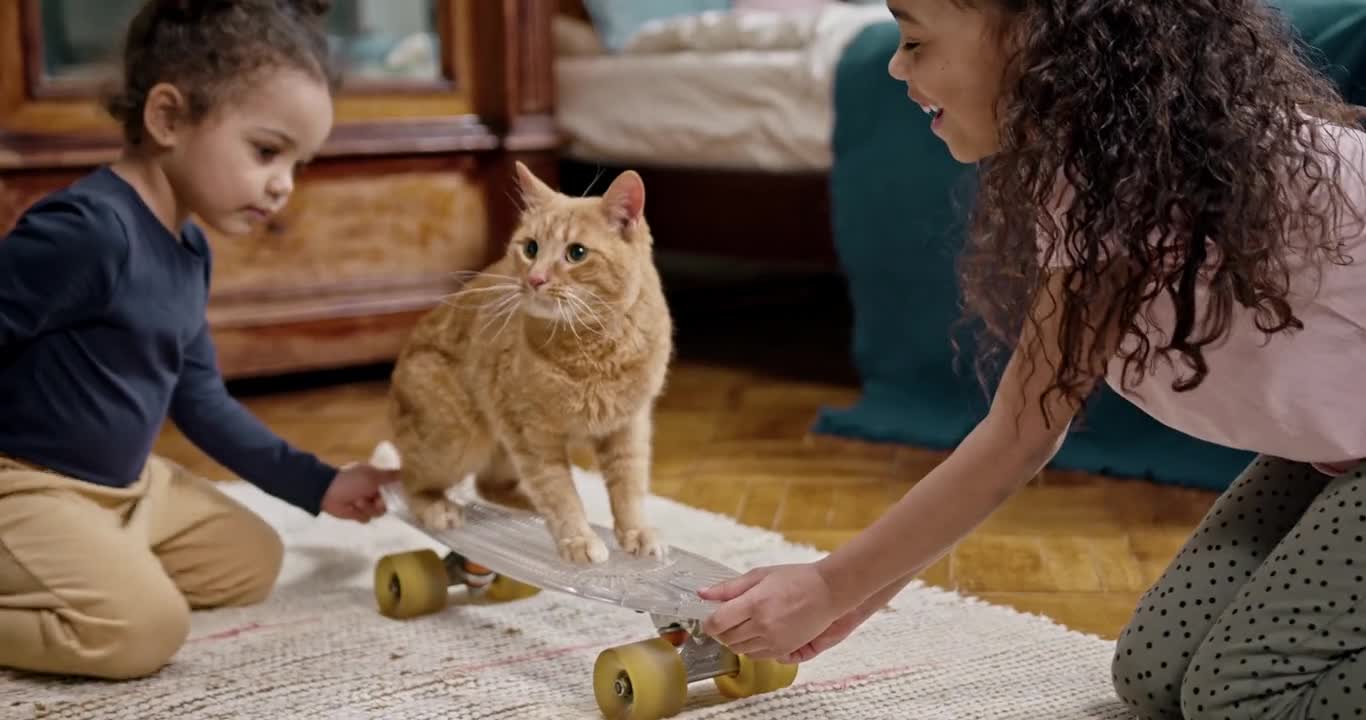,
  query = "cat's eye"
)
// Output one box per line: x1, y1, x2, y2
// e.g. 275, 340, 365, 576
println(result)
524, 240, 539, 259
566, 243, 589, 263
